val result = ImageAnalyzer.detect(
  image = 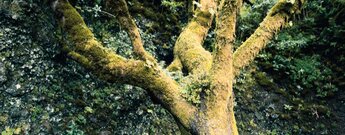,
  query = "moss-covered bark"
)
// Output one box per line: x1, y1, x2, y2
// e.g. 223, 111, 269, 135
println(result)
54, 0, 195, 129
197, 0, 241, 134
167, 0, 215, 74
105, 0, 155, 62
53, 0, 306, 134
233, 0, 305, 76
